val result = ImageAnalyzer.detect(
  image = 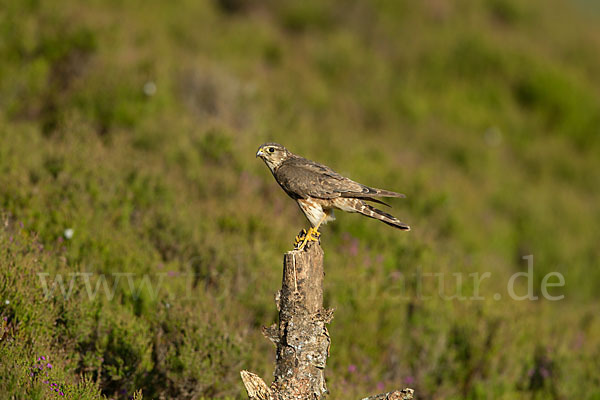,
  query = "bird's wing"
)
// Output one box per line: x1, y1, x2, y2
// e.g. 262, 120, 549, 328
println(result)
275, 157, 405, 201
